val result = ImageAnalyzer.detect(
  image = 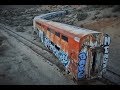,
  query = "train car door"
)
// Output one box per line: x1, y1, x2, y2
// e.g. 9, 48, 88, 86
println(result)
88, 47, 103, 78
87, 34, 103, 79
